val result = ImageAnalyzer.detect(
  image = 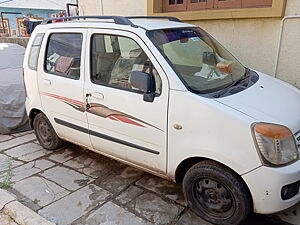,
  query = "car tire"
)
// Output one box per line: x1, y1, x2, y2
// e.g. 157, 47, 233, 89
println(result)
33, 113, 65, 150
183, 160, 252, 225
